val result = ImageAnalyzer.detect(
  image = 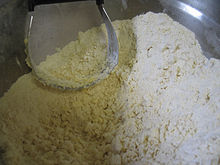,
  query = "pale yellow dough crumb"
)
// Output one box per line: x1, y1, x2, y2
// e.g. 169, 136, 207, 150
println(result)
35, 23, 111, 89
0, 19, 136, 165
